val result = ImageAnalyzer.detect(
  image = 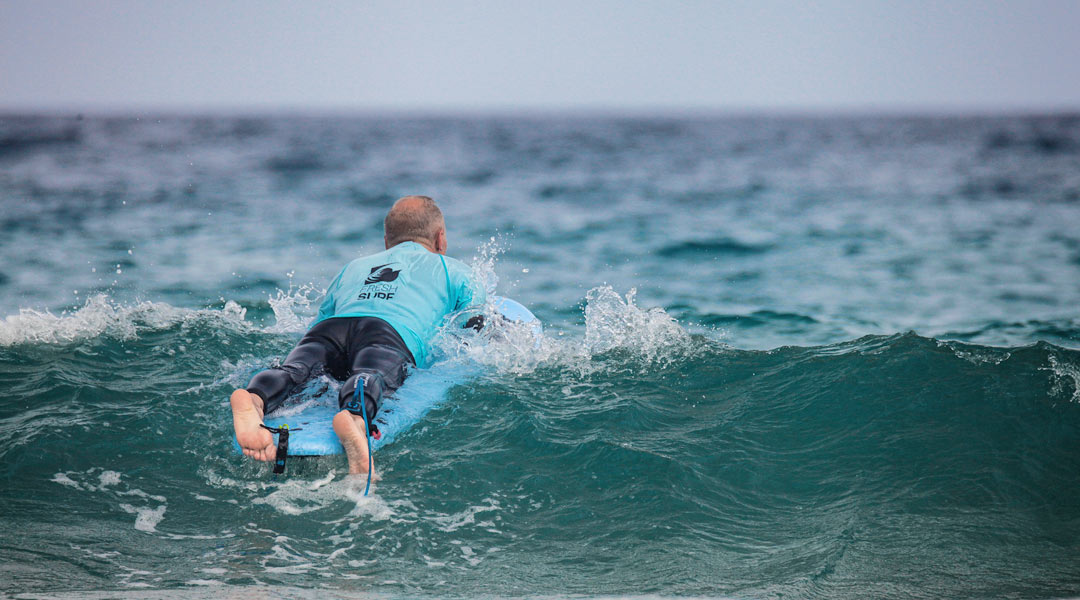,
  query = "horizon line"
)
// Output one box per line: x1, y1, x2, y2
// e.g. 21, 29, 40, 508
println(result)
2, 102, 1080, 119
